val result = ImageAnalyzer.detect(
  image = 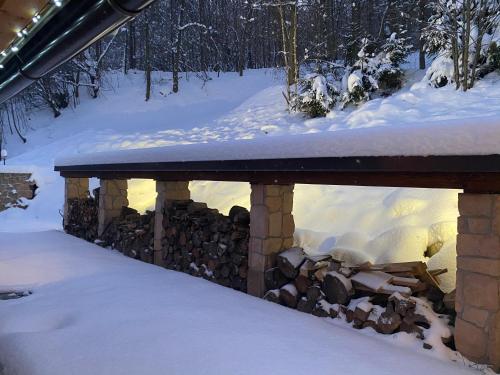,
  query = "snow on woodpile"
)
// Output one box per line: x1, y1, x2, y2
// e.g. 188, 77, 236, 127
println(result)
0, 231, 482, 375
263, 249, 465, 363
